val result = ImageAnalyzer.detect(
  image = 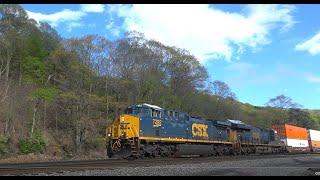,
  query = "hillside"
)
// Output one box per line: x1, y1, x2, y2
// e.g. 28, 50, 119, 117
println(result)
239, 103, 320, 129
310, 110, 320, 128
